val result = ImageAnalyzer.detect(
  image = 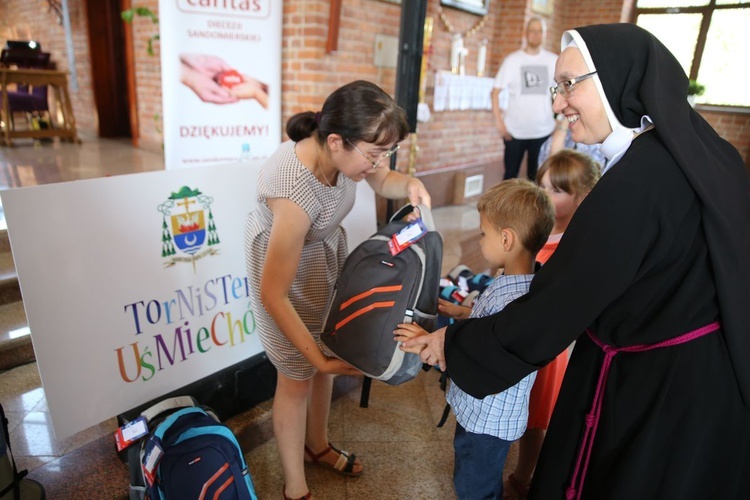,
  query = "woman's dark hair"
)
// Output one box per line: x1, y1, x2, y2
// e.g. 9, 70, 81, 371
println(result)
286, 80, 409, 147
